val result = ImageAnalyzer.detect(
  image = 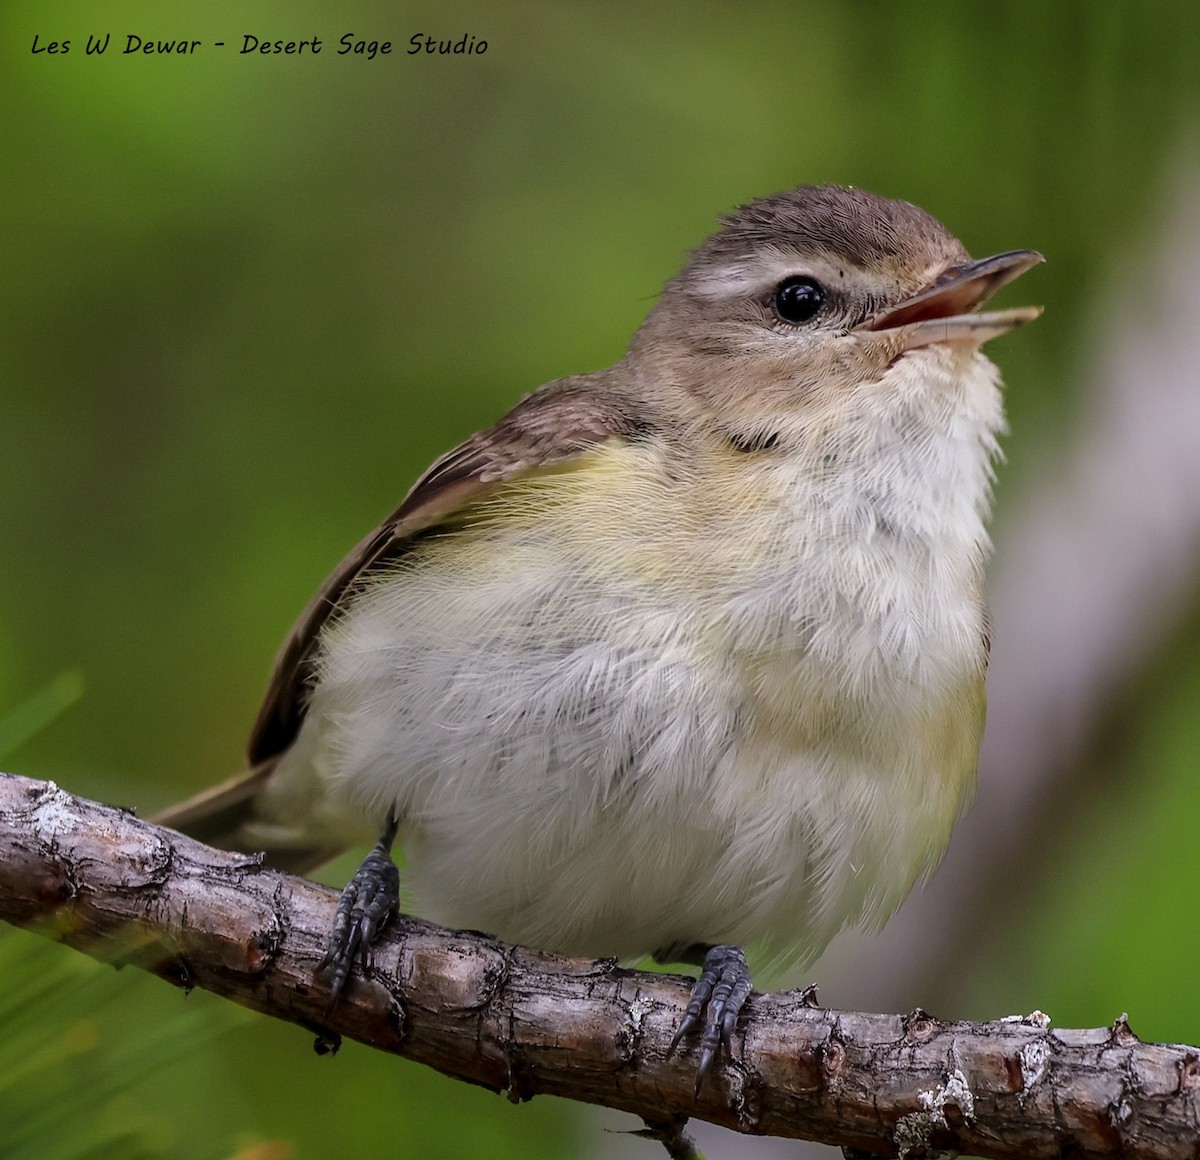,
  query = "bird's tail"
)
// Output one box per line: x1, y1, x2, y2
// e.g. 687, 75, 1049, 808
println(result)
151, 758, 345, 876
